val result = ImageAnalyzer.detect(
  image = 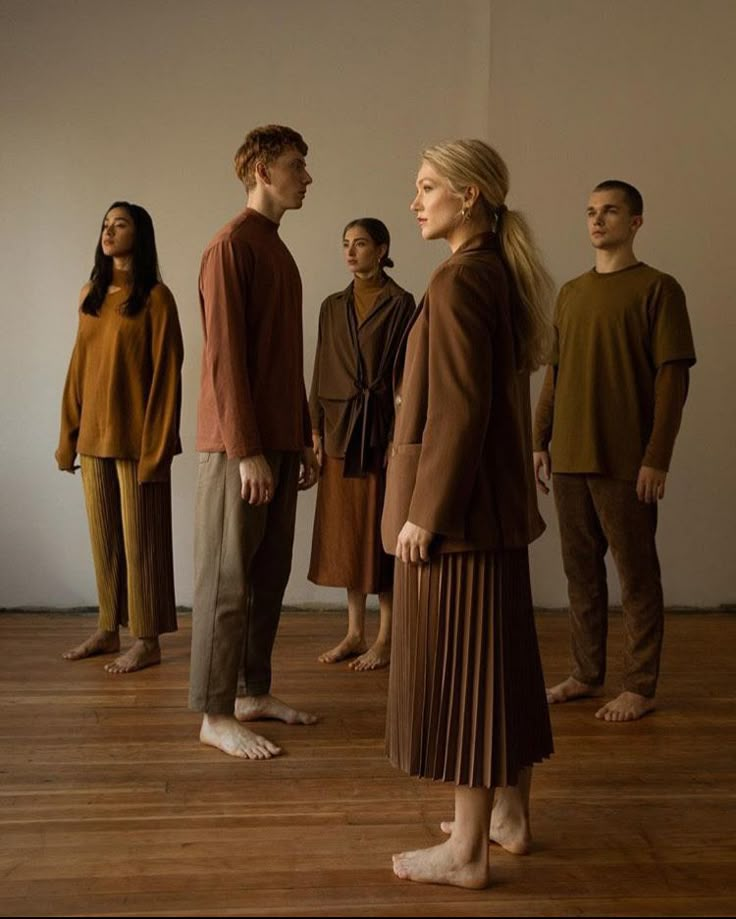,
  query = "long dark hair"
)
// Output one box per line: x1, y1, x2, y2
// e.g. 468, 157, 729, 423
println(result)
343, 218, 395, 269
81, 201, 161, 317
